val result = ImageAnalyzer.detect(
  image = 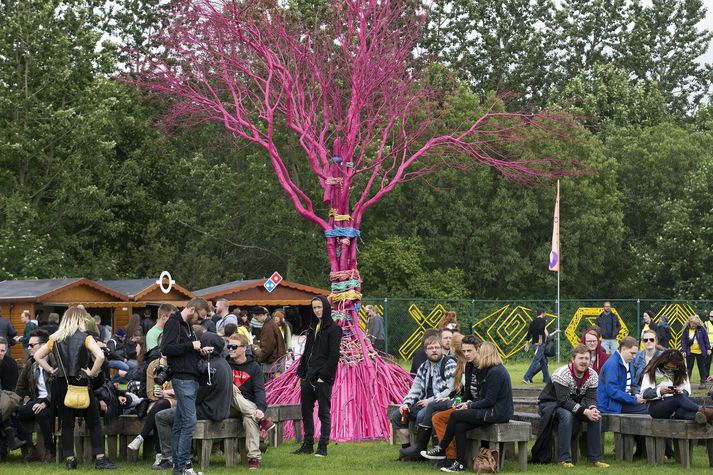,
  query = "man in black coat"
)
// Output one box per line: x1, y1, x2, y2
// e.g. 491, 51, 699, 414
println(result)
292, 295, 342, 457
